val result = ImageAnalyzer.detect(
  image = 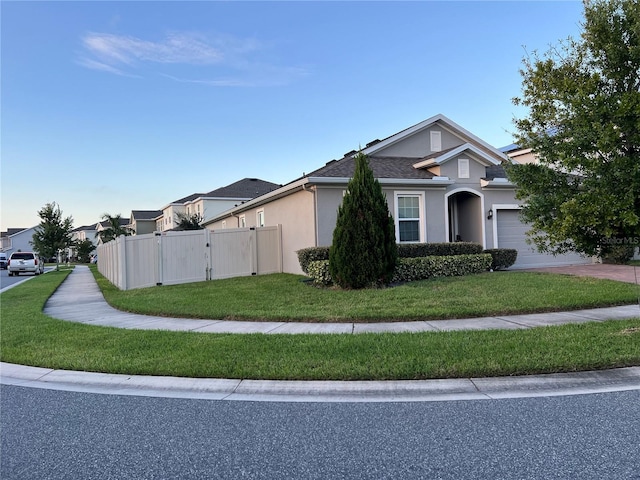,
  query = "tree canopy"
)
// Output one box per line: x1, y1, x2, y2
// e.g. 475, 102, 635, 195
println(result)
507, 0, 640, 258
329, 152, 397, 289
31, 202, 74, 261
174, 212, 204, 231
96, 213, 133, 243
